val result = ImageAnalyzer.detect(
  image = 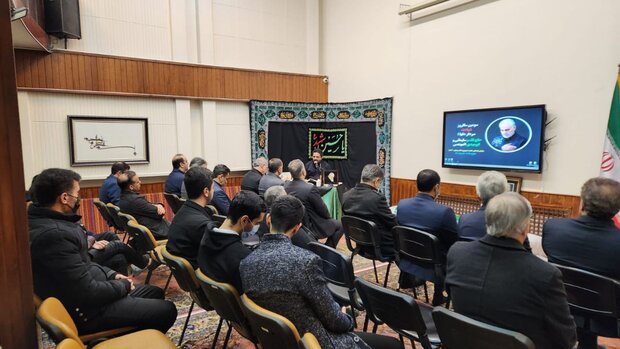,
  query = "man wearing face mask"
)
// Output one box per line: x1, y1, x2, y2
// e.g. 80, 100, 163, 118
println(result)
197, 190, 266, 292
28, 168, 177, 335
396, 169, 458, 305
